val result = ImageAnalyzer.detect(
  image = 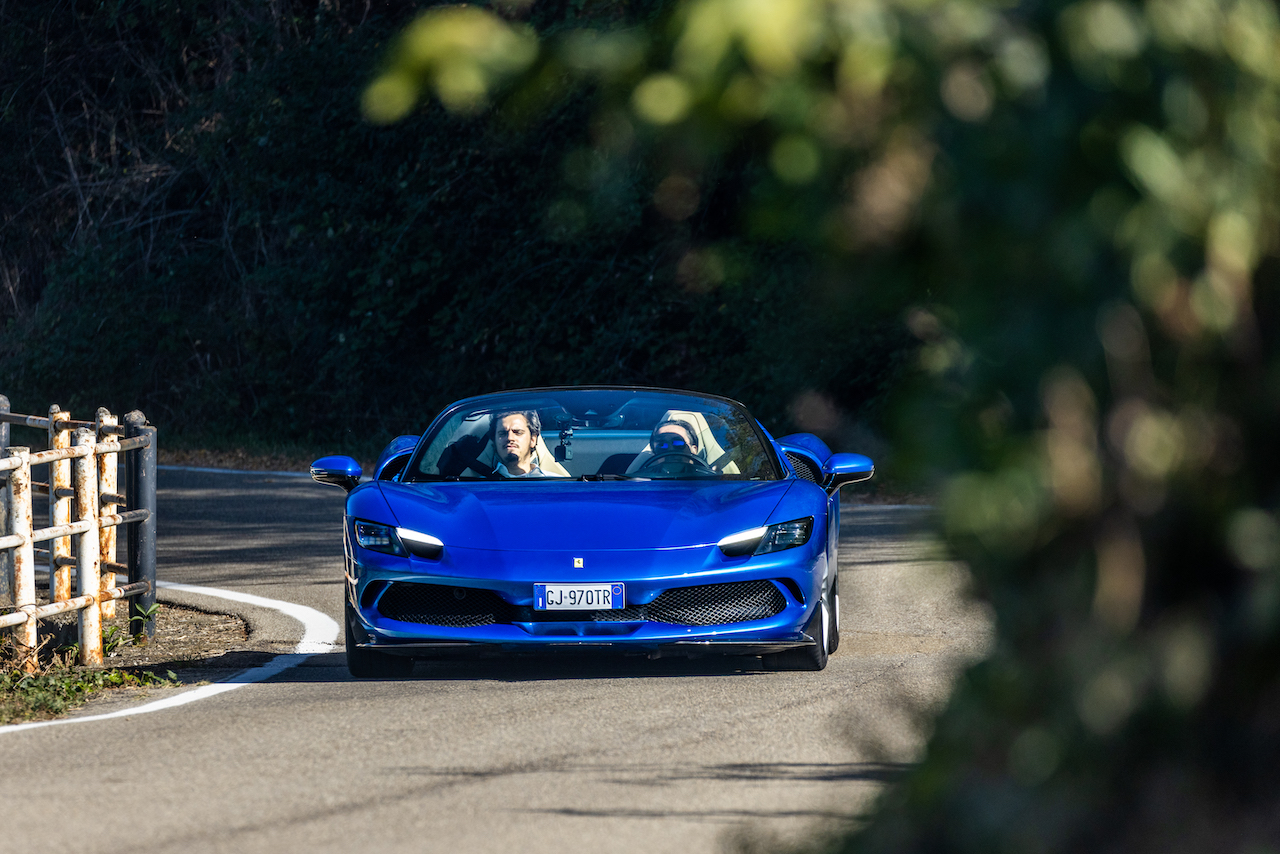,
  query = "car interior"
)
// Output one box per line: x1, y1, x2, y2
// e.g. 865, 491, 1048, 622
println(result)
407, 393, 776, 481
